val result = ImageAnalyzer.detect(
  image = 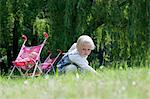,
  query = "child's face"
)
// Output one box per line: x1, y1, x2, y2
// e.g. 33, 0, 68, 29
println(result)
78, 43, 92, 57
